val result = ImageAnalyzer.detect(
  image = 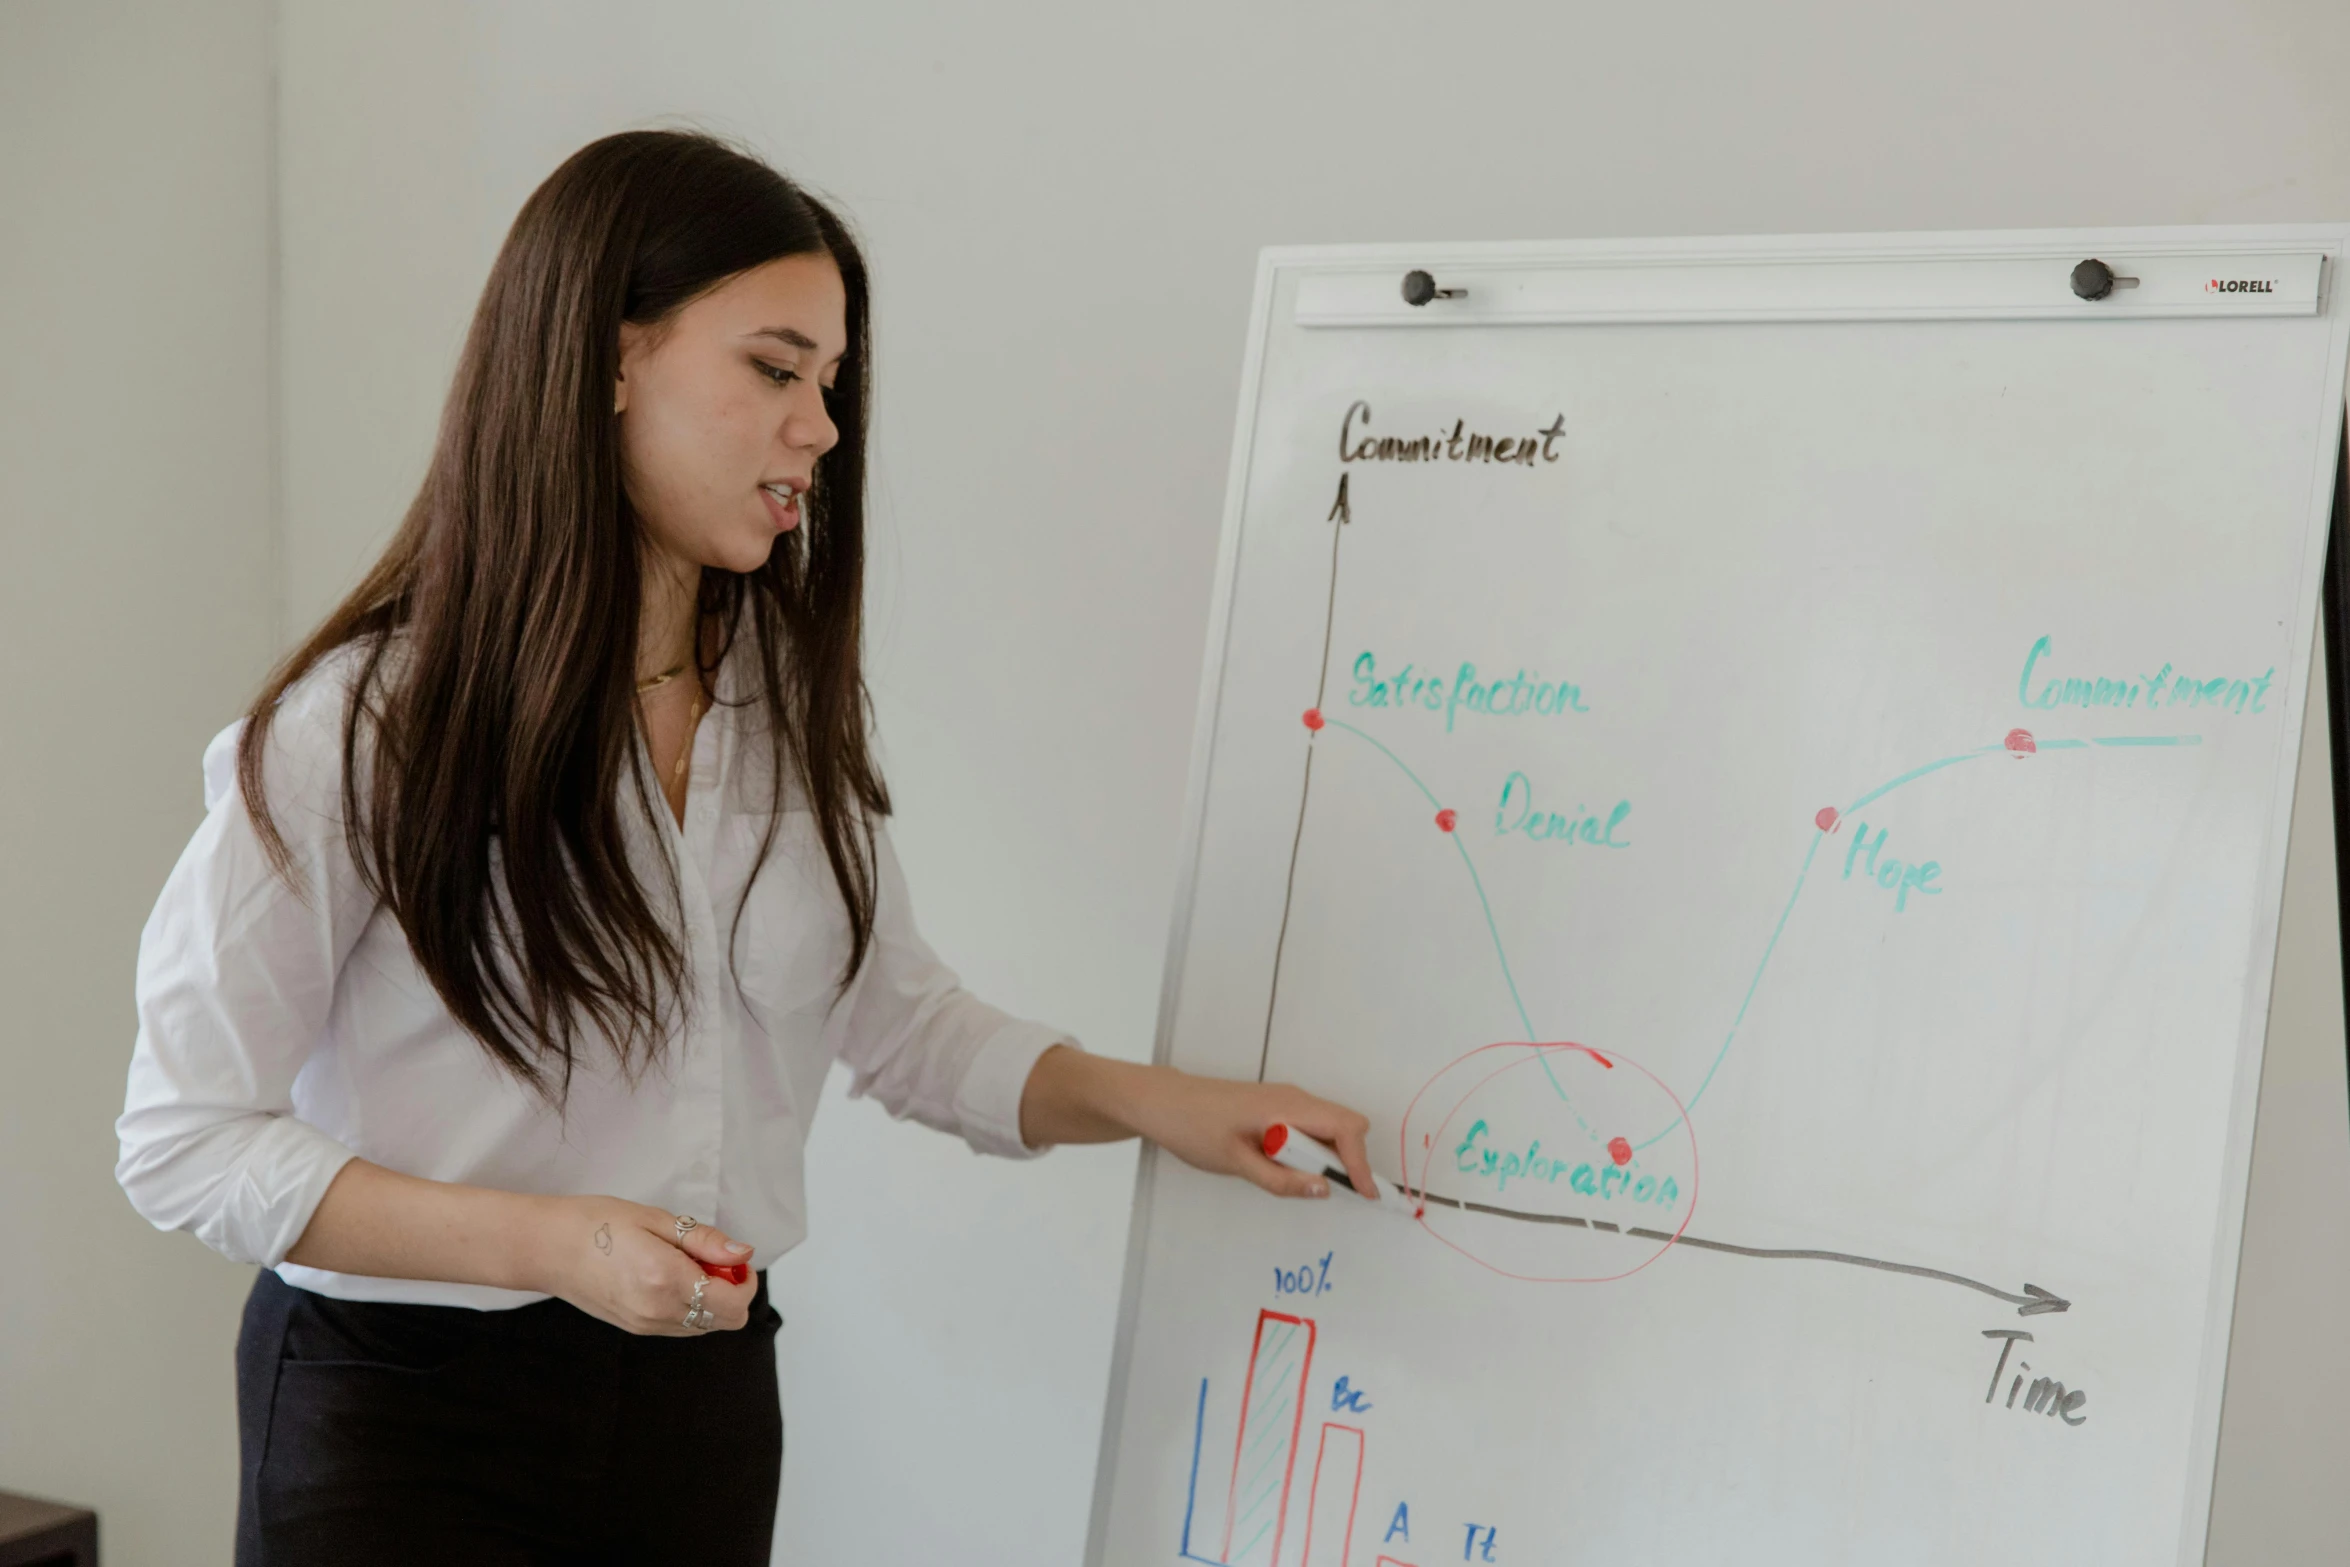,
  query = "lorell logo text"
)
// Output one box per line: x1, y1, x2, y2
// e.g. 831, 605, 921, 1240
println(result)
2206, 277, 2277, 293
